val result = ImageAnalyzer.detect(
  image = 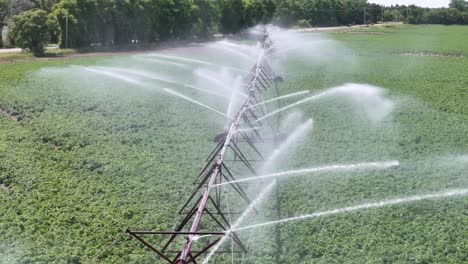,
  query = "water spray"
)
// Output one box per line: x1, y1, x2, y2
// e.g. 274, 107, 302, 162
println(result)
213, 160, 400, 187
148, 53, 214, 66
84, 67, 145, 86
163, 88, 234, 120
135, 56, 191, 68
99, 66, 229, 99
262, 119, 314, 173
127, 28, 399, 264
202, 181, 277, 264
247, 90, 310, 109
256, 83, 394, 123
230, 188, 468, 232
